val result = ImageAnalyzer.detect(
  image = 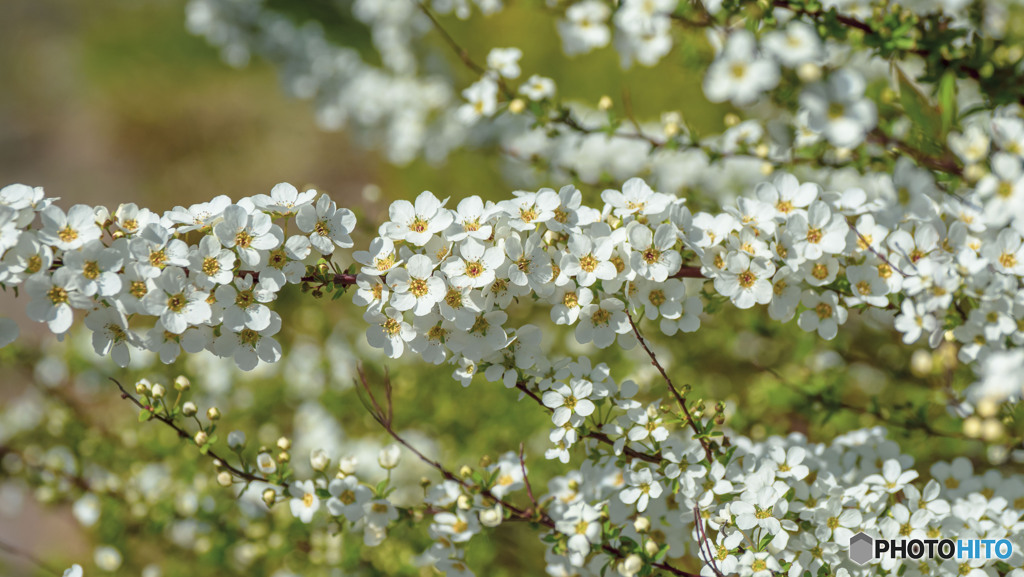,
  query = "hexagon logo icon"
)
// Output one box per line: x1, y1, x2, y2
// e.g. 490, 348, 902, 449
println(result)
849, 532, 874, 565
